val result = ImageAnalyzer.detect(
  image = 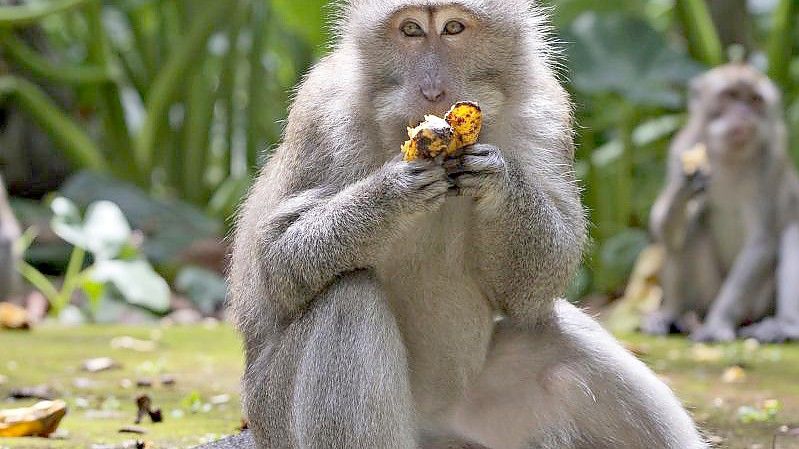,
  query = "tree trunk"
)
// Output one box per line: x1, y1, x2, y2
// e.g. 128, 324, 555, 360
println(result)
0, 173, 21, 299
